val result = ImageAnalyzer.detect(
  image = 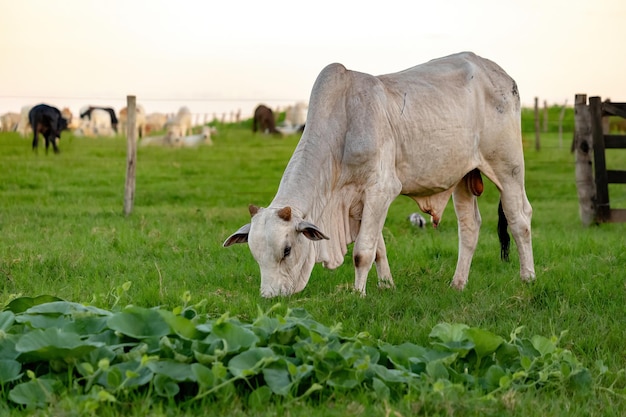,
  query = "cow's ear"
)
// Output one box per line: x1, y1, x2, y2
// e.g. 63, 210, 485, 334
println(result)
223, 223, 251, 247
296, 221, 329, 241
